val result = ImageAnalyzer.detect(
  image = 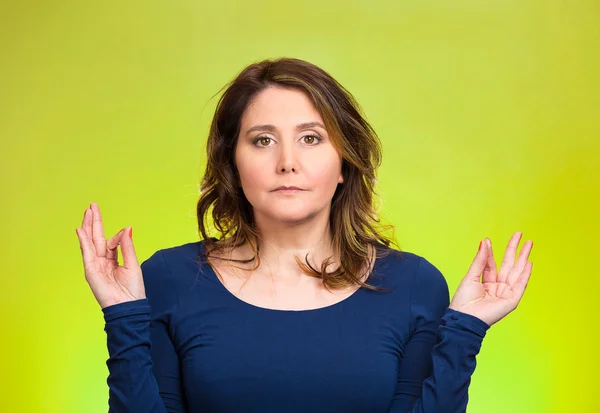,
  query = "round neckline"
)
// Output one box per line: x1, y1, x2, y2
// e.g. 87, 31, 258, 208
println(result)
199, 241, 381, 314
